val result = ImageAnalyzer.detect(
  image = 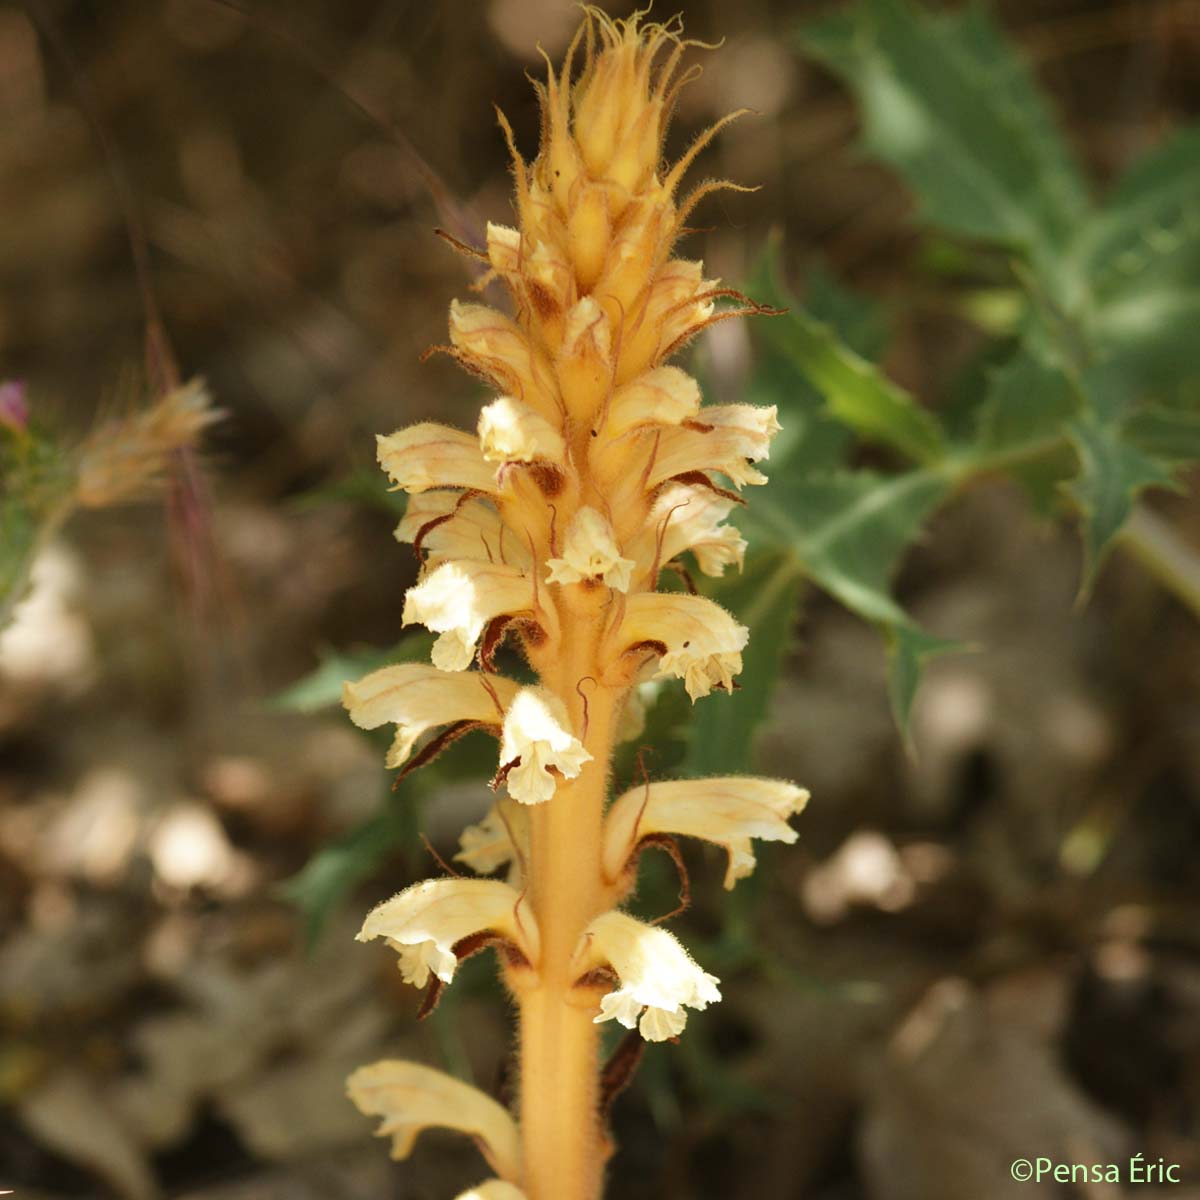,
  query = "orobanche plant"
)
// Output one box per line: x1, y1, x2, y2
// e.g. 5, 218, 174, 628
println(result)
339, 11, 806, 1200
